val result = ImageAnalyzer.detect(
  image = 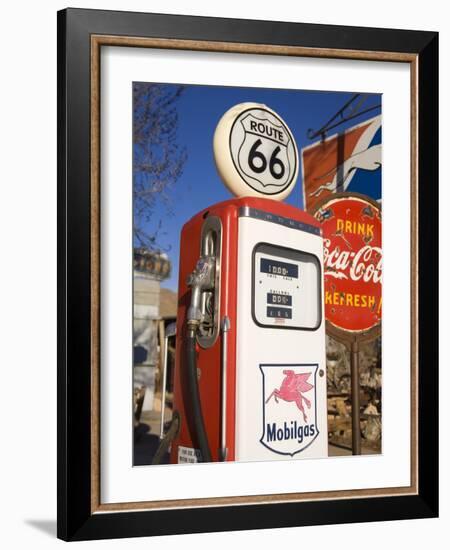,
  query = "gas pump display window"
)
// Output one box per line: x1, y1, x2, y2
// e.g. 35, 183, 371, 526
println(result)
253, 243, 321, 330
